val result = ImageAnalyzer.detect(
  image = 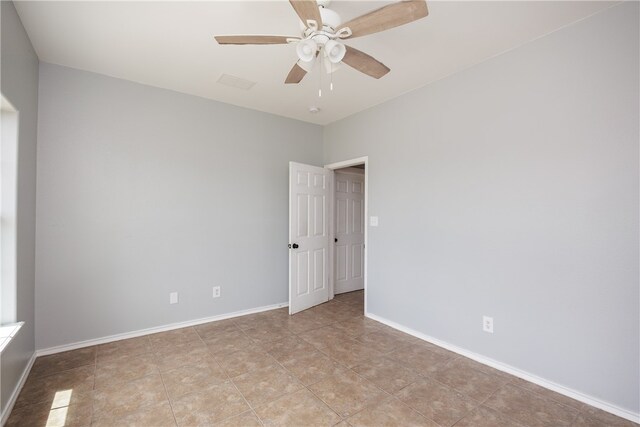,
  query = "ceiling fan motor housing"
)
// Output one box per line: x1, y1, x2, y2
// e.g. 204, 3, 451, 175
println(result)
300, 7, 341, 35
